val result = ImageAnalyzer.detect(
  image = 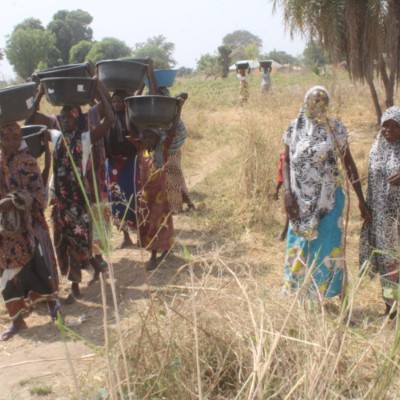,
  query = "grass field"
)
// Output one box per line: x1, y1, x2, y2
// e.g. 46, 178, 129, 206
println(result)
1, 68, 400, 399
